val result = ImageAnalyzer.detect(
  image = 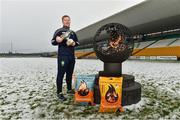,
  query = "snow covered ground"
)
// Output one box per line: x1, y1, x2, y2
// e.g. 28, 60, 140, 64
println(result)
0, 57, 179, 119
